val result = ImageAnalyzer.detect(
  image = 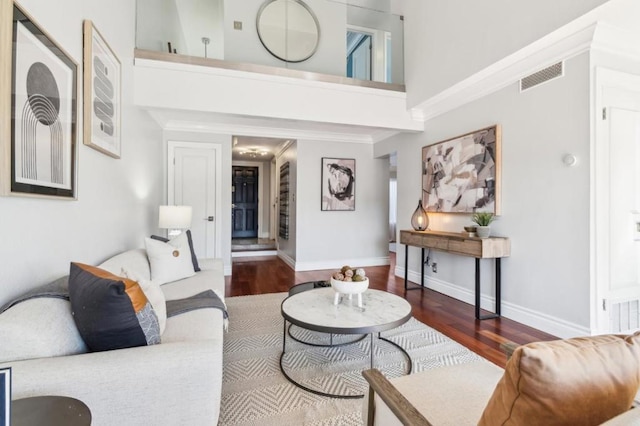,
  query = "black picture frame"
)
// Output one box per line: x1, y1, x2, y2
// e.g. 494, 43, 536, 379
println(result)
0, 367, 10, 425
10, 3, 78, 198
321, 157, 355, 211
